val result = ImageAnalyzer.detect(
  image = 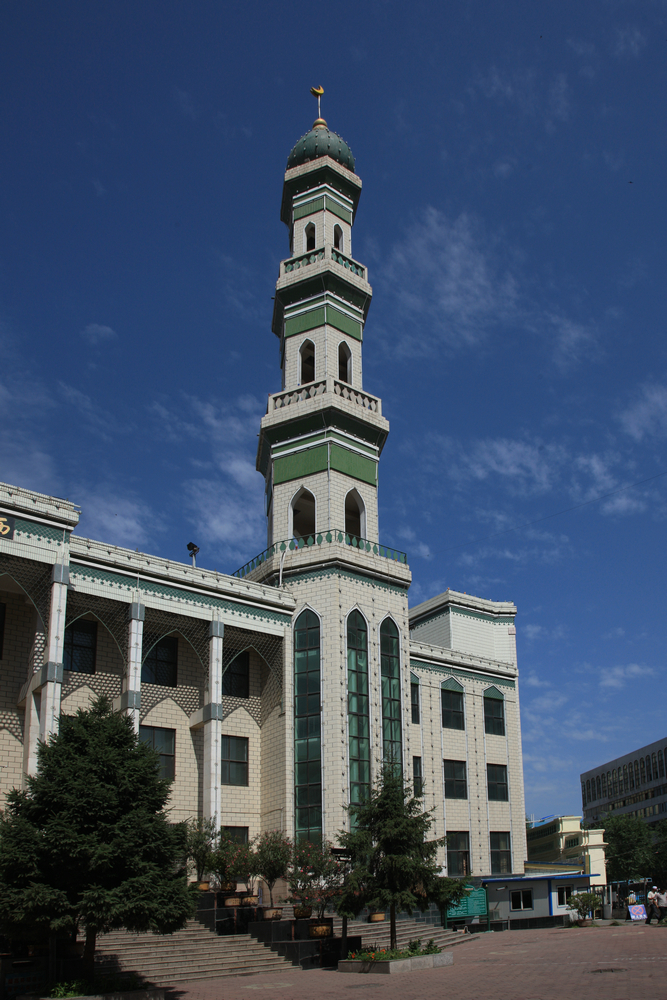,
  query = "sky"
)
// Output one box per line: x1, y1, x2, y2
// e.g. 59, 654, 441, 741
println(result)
2, 0, 667, 821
